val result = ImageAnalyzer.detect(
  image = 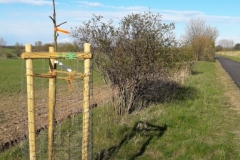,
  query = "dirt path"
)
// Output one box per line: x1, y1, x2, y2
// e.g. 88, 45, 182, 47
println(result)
0, 84, 112, 151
